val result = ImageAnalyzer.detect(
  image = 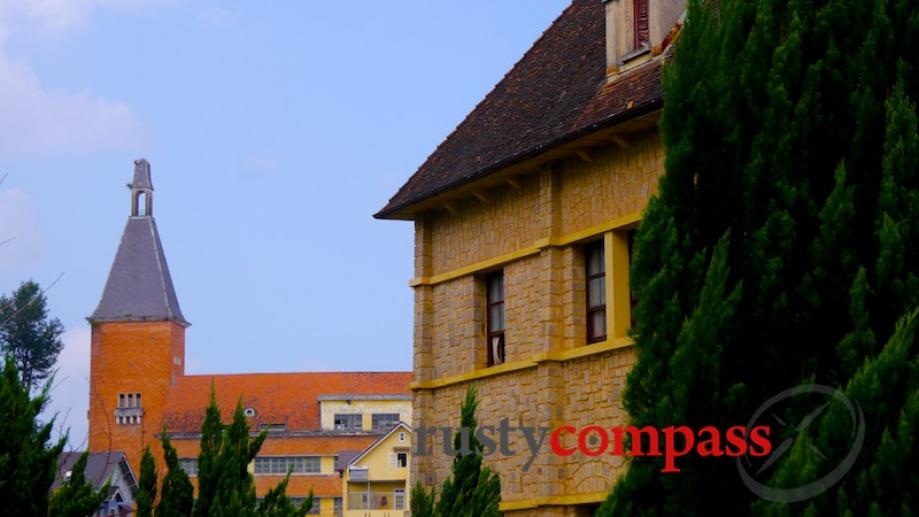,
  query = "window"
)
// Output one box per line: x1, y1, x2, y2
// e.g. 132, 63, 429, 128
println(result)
396, 452, 408, 468
399, 432, 406, 442
254, 456, 321, 475
179, 458, 198, 476
135, 393, 141, 407
257, 423, 286, 432
632, 0, 650, 51
244, 407, 256, 417
371, 413, 400, 432
586, 240, 607, 343
118, 394, 125, 408
486, 270, 506, 366
333, 497, 343, 516
127, 393, 133, 408
305, 497, 320, 515
628, 230, 638, 328
334, 413, 362, 432
394, 489, 405, 510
